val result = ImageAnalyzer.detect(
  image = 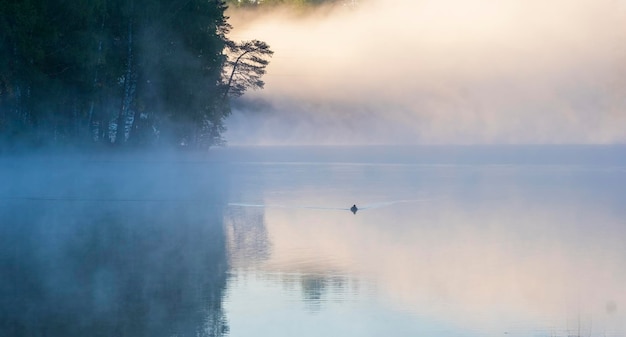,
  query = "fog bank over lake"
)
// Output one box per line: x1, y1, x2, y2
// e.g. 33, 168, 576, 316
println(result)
219, 145, 626, 337
2, 146, 625, 336
0, 153, 230, 336
225, 0, 626, 145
